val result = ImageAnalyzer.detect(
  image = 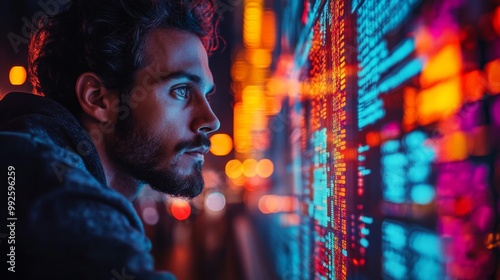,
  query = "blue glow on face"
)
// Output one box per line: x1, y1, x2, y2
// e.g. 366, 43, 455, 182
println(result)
410, 184, 435, 204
